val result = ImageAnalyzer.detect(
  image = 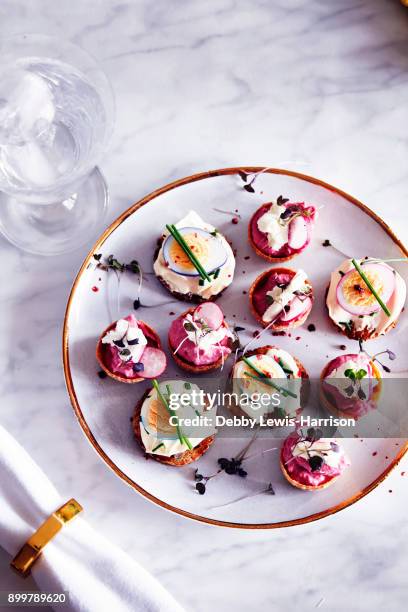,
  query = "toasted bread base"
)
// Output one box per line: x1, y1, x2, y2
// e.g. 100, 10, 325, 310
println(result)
168, 307, 232, 373
249, 267, 313, 331
229, 345, 310, 420
319, 359, 383, 418
280, 457, 339, 491
324, 284, 398, 340
96, 321, 161, 384
132, 390, 214, 466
